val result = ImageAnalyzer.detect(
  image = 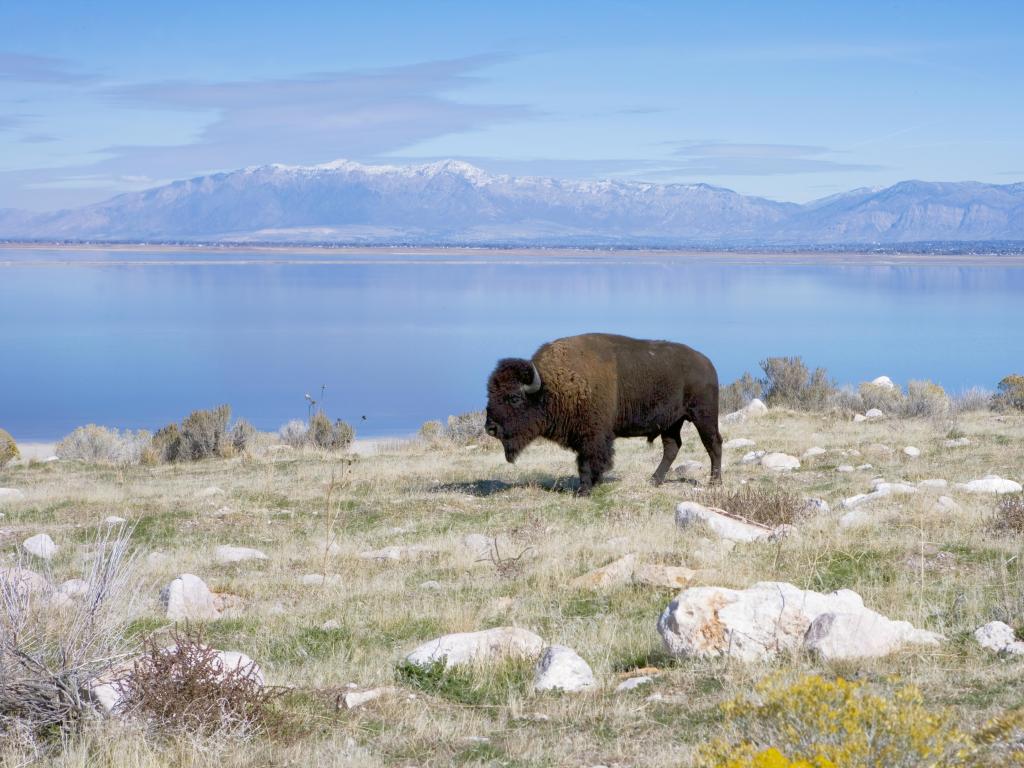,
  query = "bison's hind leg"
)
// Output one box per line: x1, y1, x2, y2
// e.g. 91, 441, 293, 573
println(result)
650, 420, 684, 486
693, 413, 723, 484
